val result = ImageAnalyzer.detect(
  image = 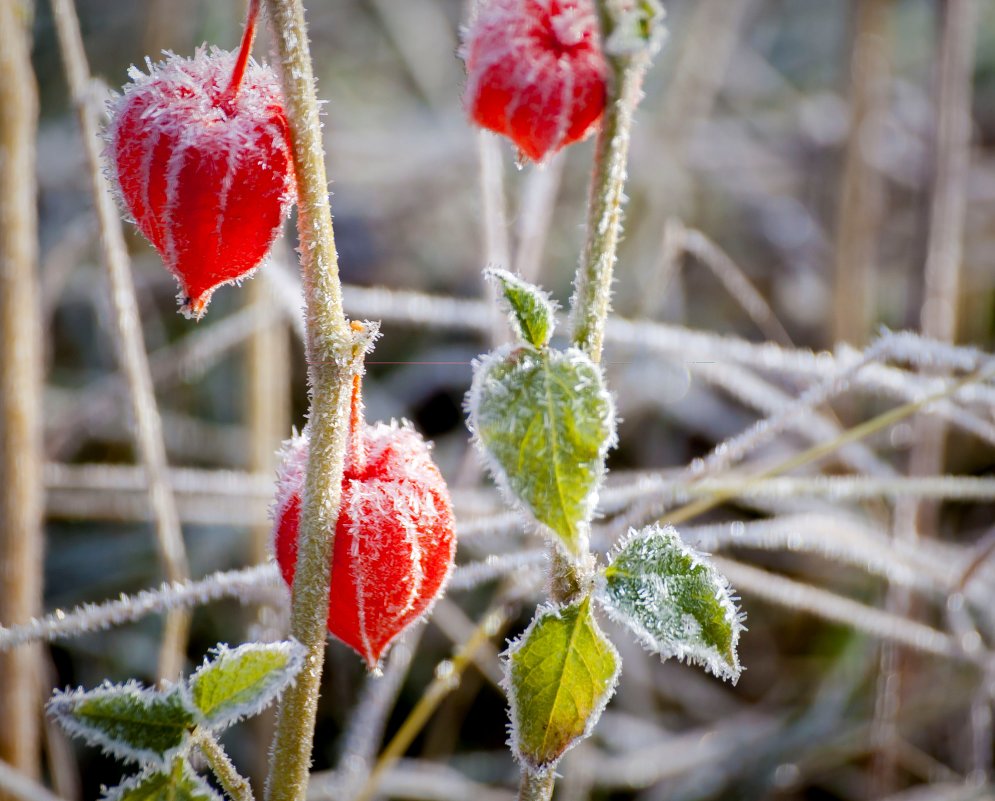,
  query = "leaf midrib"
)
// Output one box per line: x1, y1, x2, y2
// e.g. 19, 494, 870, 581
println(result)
537, 597, 591, 759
